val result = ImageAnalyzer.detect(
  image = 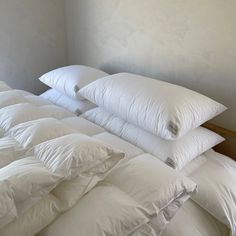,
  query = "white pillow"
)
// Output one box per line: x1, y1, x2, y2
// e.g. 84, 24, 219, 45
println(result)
40, 89, 96, 115
190, 150, 236, 235
8, 118, 75, 149
79, 72, 226, 140
39, 65, 108, 100
0, 81, 12, 92
84, 107, 224, 169
0, 90, 28, 109
39, 183, 150, 236
106, 154, 197, 234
